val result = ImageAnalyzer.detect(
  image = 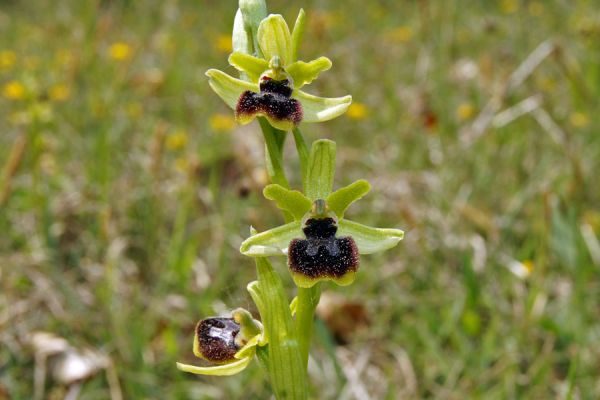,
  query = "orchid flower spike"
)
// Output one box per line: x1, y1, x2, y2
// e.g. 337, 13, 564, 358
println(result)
206, 11, 352, 131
